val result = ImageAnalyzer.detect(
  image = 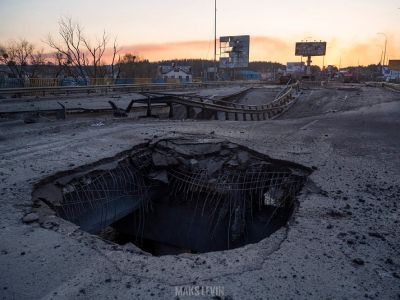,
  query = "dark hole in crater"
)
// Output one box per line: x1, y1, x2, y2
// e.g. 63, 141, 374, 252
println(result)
33, 136, 311, 256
